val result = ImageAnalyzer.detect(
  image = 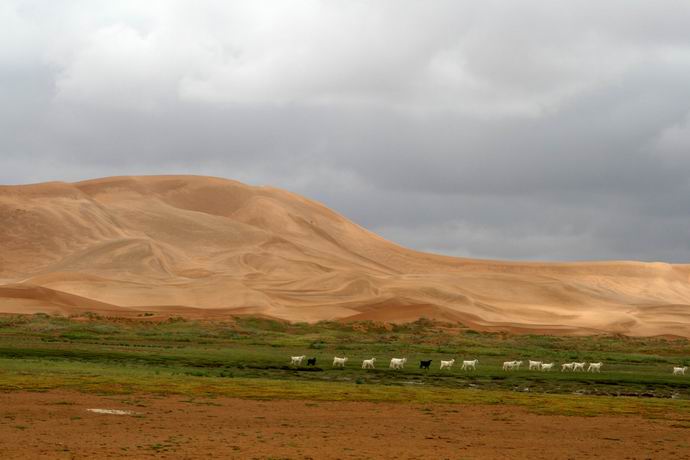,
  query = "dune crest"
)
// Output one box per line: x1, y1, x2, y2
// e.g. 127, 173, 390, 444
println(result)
1, 175, 689, 336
